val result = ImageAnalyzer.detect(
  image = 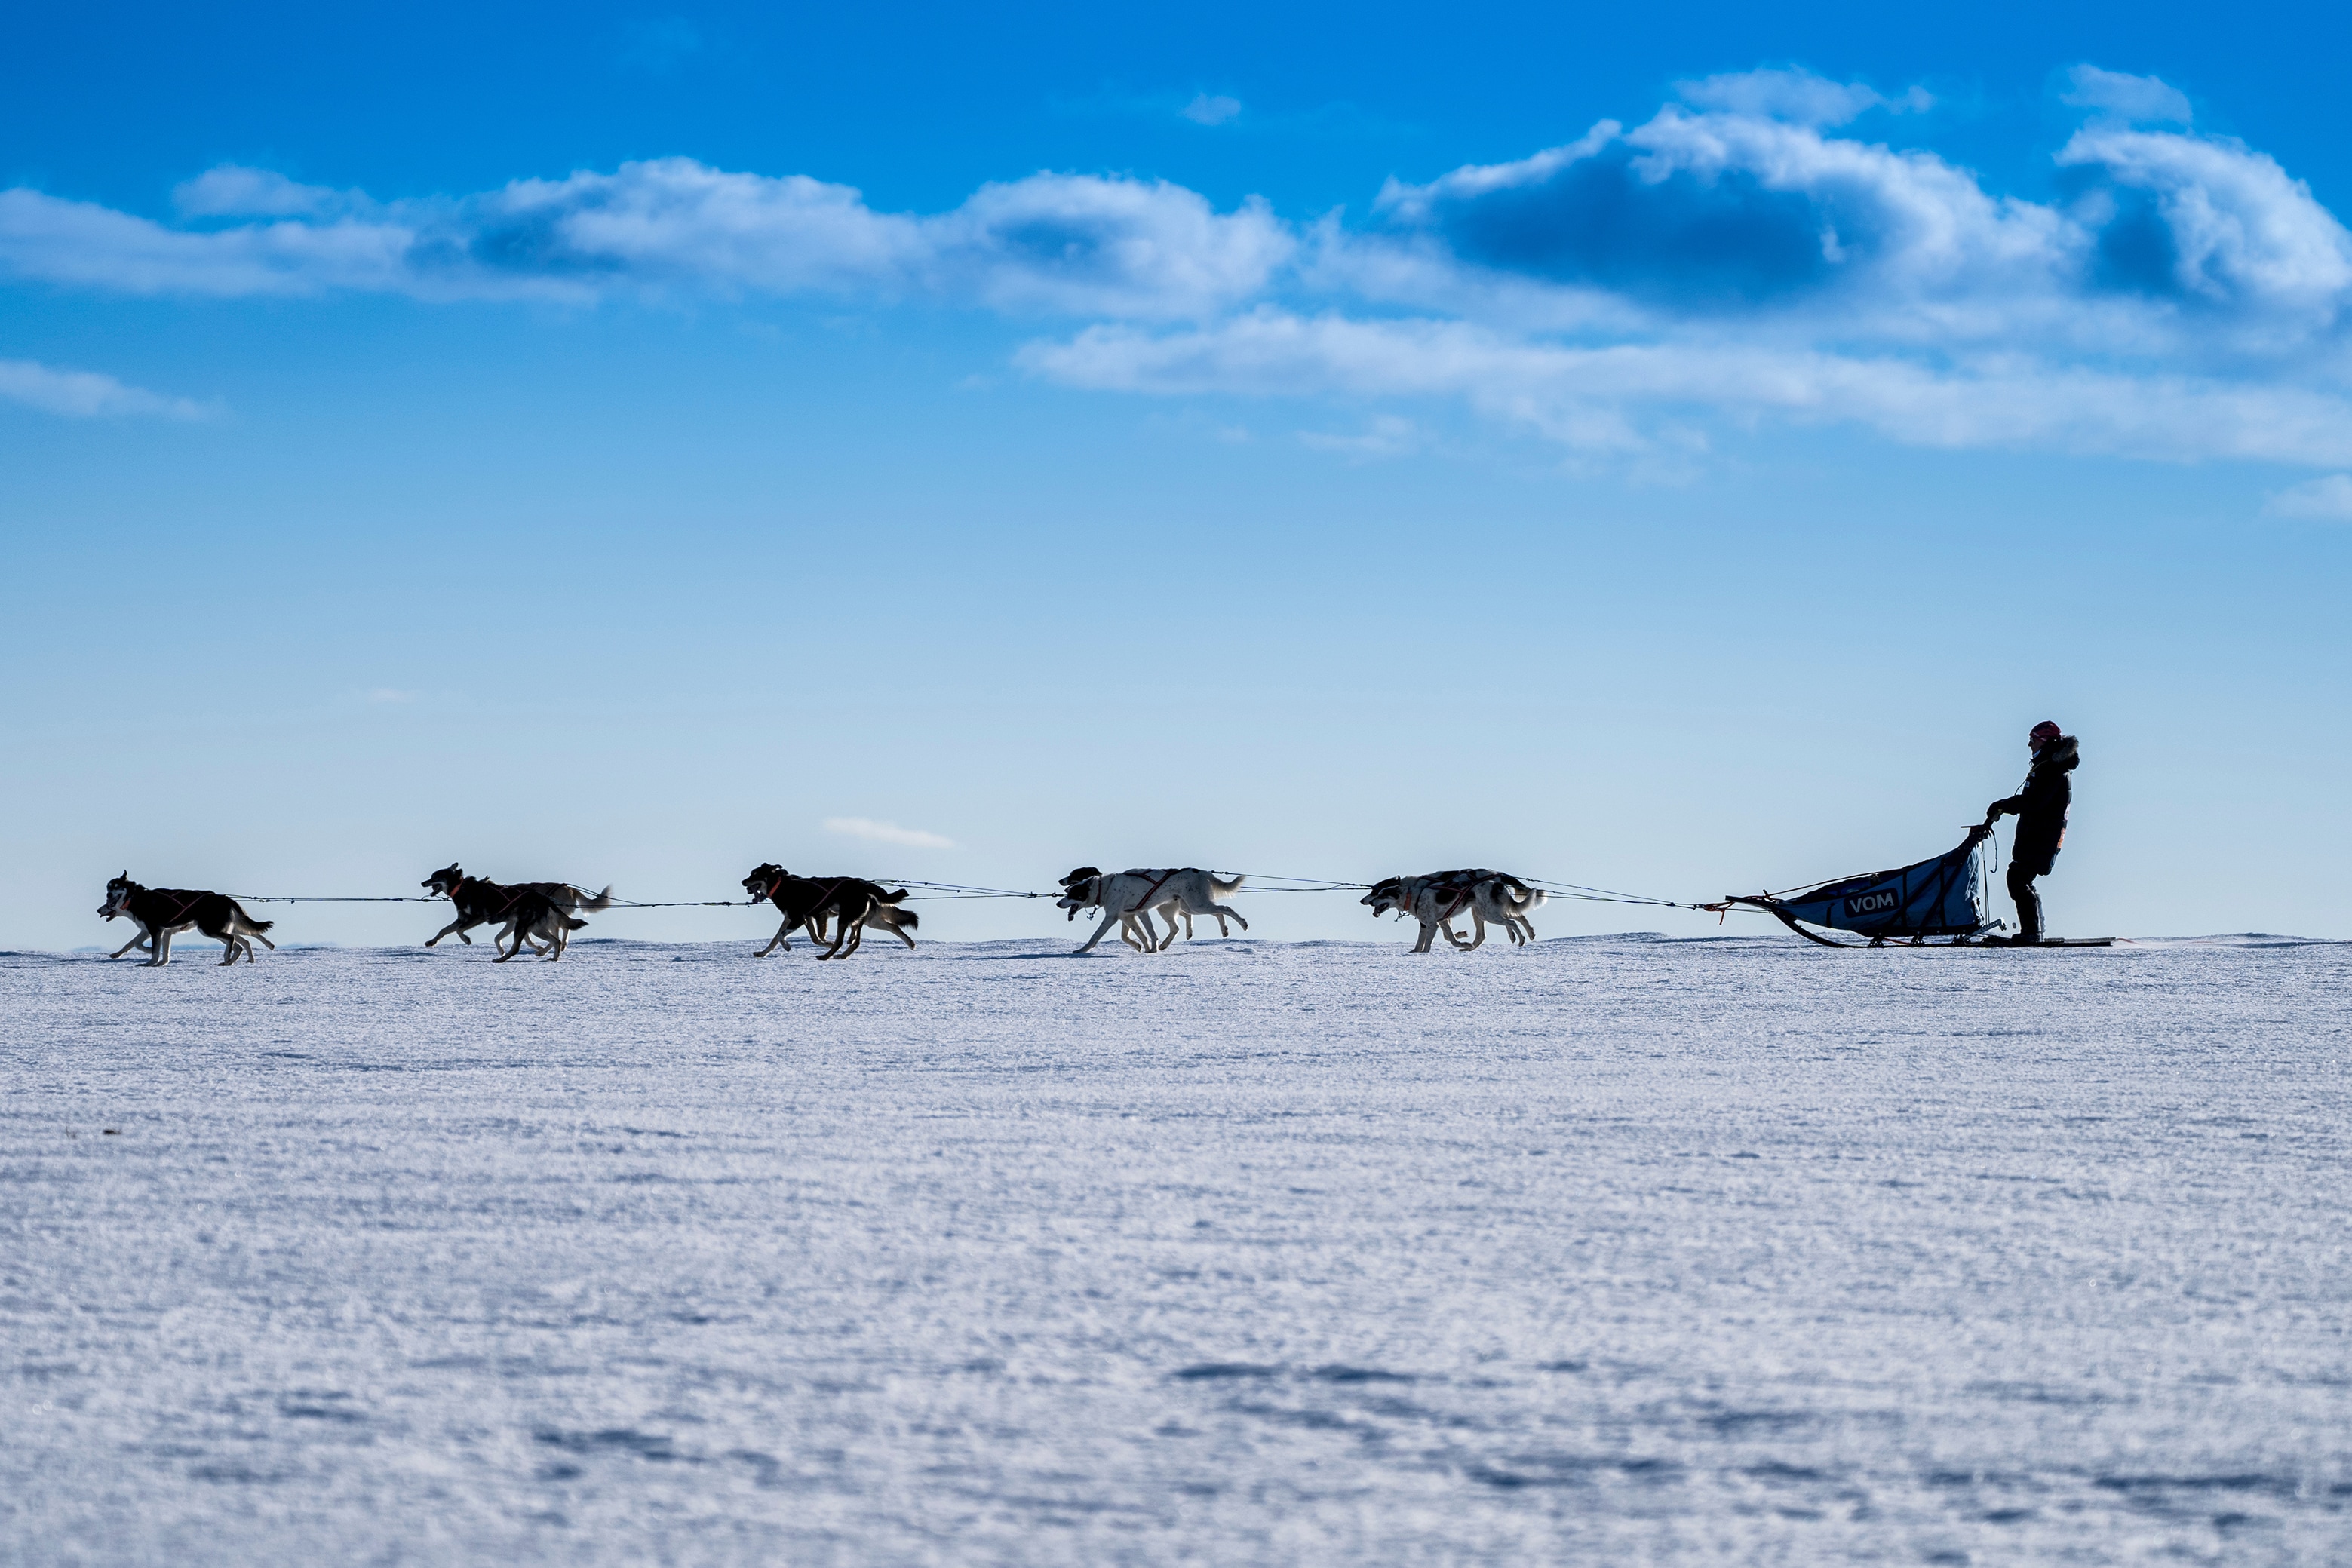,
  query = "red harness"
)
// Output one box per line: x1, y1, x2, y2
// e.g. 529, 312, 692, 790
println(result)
1117, 869, 1180, 916
146, 888, 207, 925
